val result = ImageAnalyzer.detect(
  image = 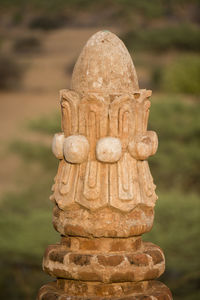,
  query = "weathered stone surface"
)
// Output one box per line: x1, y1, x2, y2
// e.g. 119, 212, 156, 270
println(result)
144, 269, 160, 280
63, 135, 89, 163
110, 272, 135, 283
49, 250, 69, 263
128, 131, 158, 161
37, 30, 172, 299
56, 279, 147, 297
51, 89, 158, 212
146, 249, 164, 265
96, 137, 122, 163
53, 205, 154, 238
126, 253, 149, 266
37, 281, 172, 299
60, 236, 142, 252
52, 133, 65, 160
71, 31, 139, 95
97, 255, 124, 266
43, 242, 165, 283
44, 245, 61, 261
69, 254, 91, 266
